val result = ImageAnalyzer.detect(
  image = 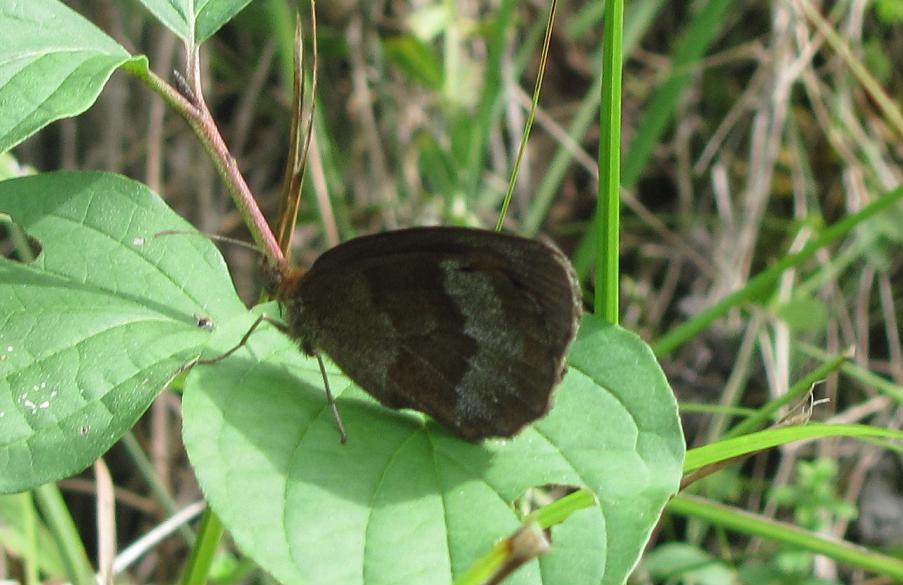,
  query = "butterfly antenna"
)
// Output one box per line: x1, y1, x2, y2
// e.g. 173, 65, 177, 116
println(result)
154, 230, 264, 255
